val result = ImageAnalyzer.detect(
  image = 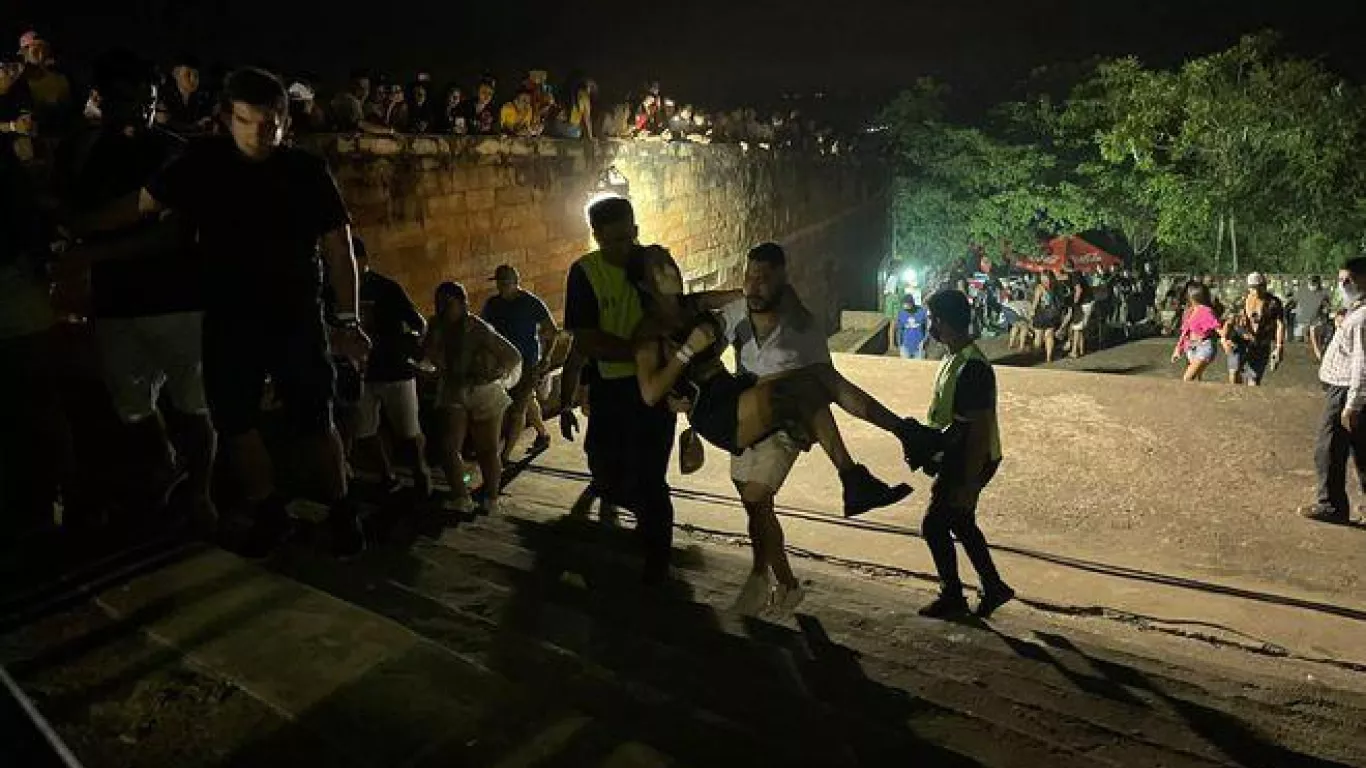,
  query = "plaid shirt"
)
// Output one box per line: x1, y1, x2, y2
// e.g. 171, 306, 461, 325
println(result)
1319, 302, 1366, 411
